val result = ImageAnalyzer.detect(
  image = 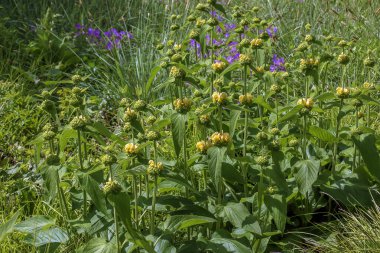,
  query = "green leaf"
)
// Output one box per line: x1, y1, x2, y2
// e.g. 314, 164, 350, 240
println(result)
81, 238, 117, 253
88, 122, 125, 145
15, 216, 55, 233
264, 194, 286, 232
0, 211, 19, 242
210, 238, 251, 253
164, 215, 216, 231
254, 96, 273, 112
352, 134, 380, 182
314, 92, 335, 101
44, 166, 58, 203
309, 125, 338, 143
23, 227, 69, 247
278, 105, 302, 123
146, 65, 161, 95
221, 162, 244, 184
229, 110, 241, 137
79, 174, 109, 217
295, 159, 320, 196
207, 146, 227, 188
171, 112, 186, 157
222, 203, 250, 228
107, 192, 155, 253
